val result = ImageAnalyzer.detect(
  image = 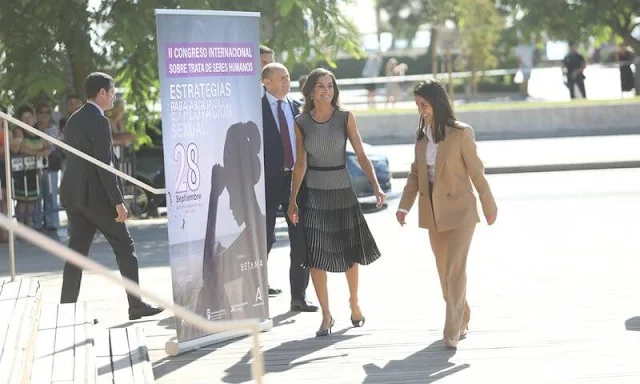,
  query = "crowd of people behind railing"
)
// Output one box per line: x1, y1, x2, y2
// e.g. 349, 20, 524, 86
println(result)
0, 96, 134, 243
